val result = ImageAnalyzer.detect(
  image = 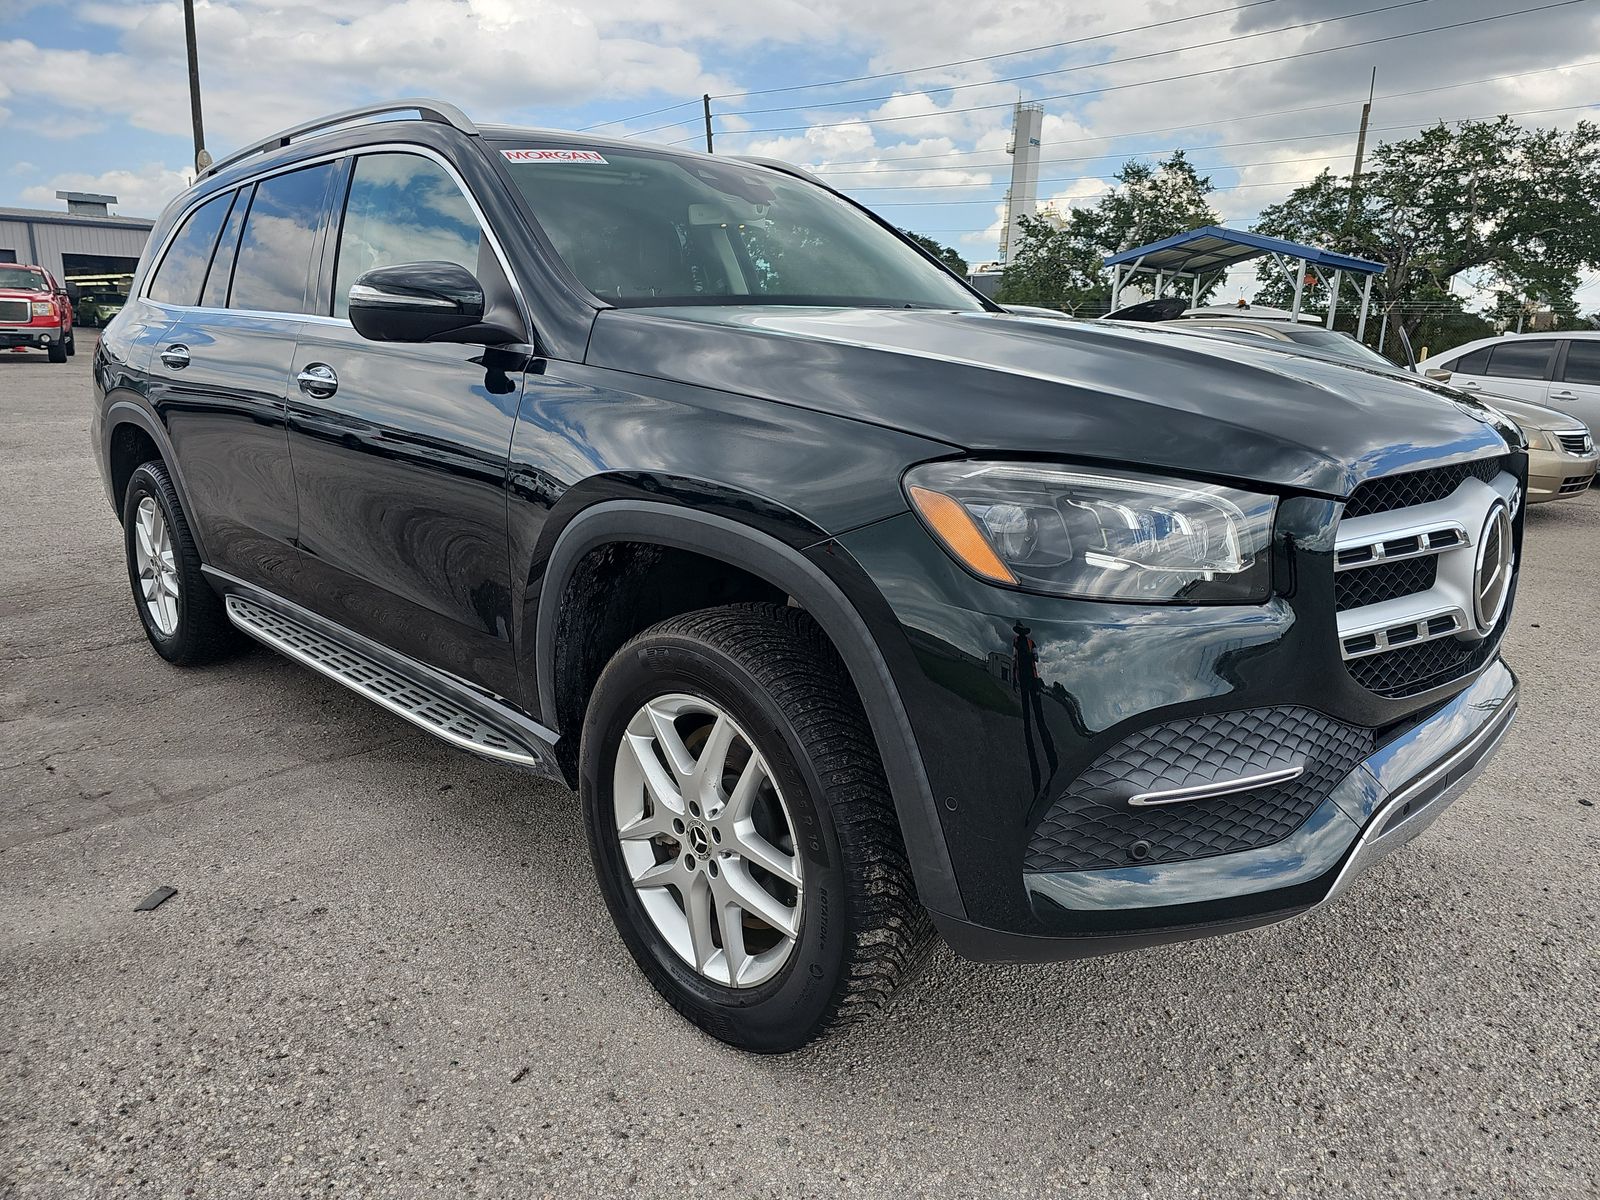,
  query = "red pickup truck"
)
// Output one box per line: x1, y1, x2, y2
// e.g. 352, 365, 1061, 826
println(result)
0, 263, 77, 363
